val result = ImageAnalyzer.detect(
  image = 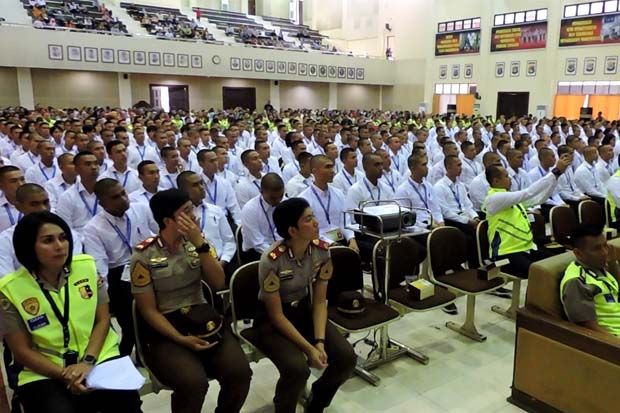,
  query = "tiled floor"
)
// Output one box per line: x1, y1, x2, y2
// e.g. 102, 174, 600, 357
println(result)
141, 282, 527, 413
